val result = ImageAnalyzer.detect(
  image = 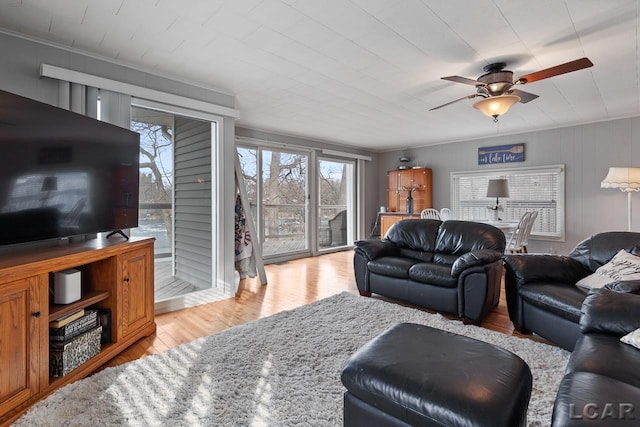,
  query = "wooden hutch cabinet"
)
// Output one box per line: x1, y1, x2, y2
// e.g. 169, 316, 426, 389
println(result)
379, 212, 421, 237
381, 167, 433, 237
0, 237, 156, 425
